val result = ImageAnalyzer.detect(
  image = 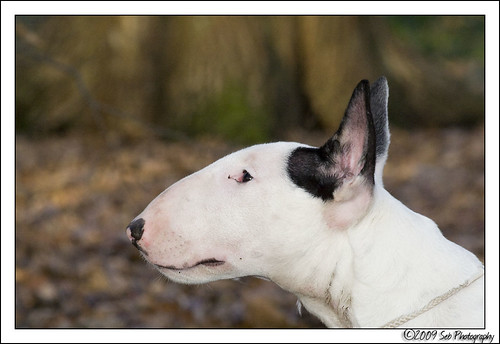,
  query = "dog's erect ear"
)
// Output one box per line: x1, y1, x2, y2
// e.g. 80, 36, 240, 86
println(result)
370, 76, 390, 185
287, 80, 376, 202
321, 79, 376, 184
